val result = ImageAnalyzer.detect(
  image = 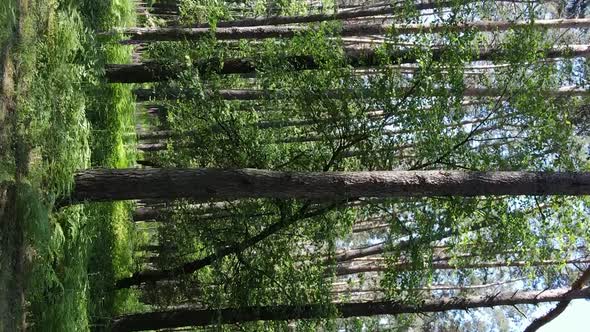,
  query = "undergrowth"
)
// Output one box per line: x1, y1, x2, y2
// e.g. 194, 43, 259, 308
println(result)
0, 0, 141, 330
